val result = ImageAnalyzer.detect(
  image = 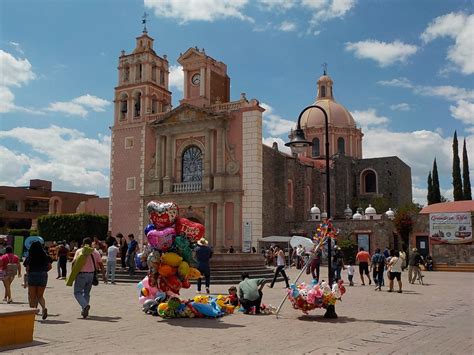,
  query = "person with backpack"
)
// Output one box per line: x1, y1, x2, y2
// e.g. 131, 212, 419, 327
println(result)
0, 246, 21, 304
371, 248, 386, 291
